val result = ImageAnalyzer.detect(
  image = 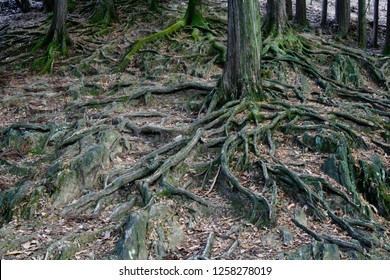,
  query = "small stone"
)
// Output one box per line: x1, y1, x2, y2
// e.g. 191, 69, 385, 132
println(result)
261, 232, 279, 247
279, 227, 294, 245
294, 207, 308, 227
321, 243, 340, 260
